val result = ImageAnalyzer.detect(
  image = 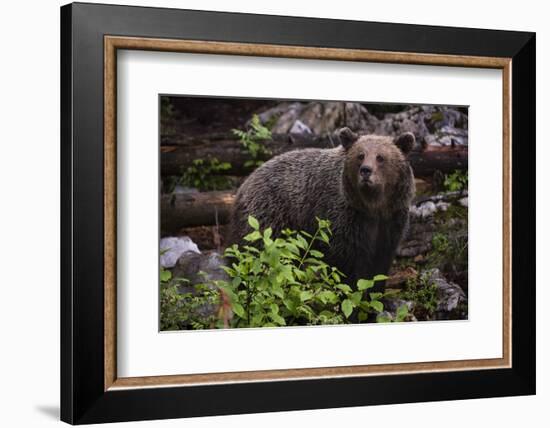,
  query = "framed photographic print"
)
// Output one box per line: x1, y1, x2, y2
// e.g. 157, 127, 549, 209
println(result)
60, 2, 535, 424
